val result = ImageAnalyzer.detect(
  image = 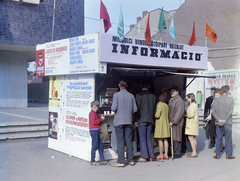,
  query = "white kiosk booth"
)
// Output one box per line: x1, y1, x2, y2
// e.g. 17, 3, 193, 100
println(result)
36, 33, 208, 162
